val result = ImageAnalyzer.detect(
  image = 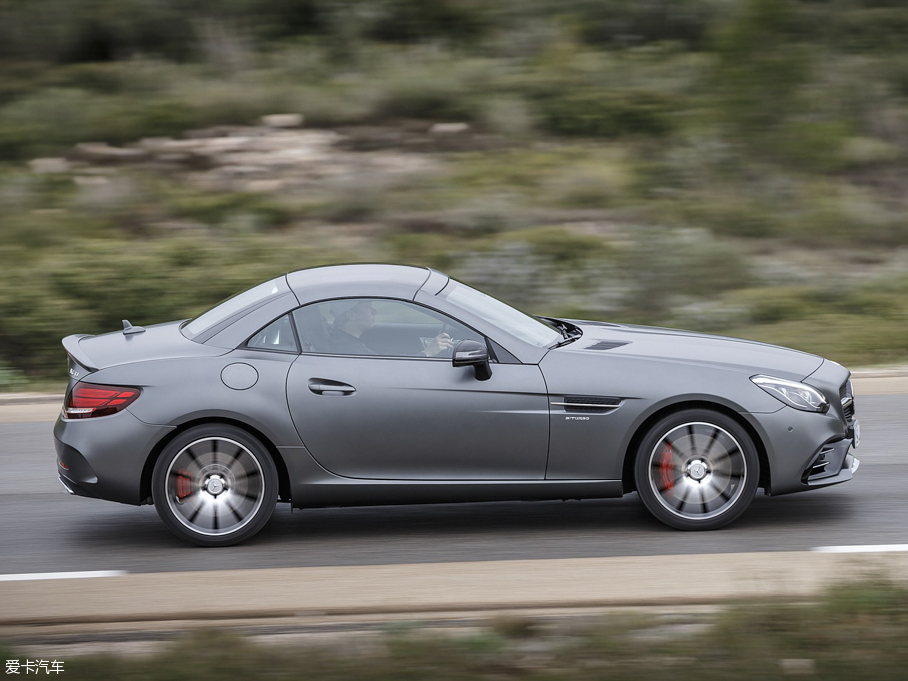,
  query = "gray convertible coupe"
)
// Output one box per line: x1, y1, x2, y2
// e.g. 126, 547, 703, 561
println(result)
55, 264, 860, 546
